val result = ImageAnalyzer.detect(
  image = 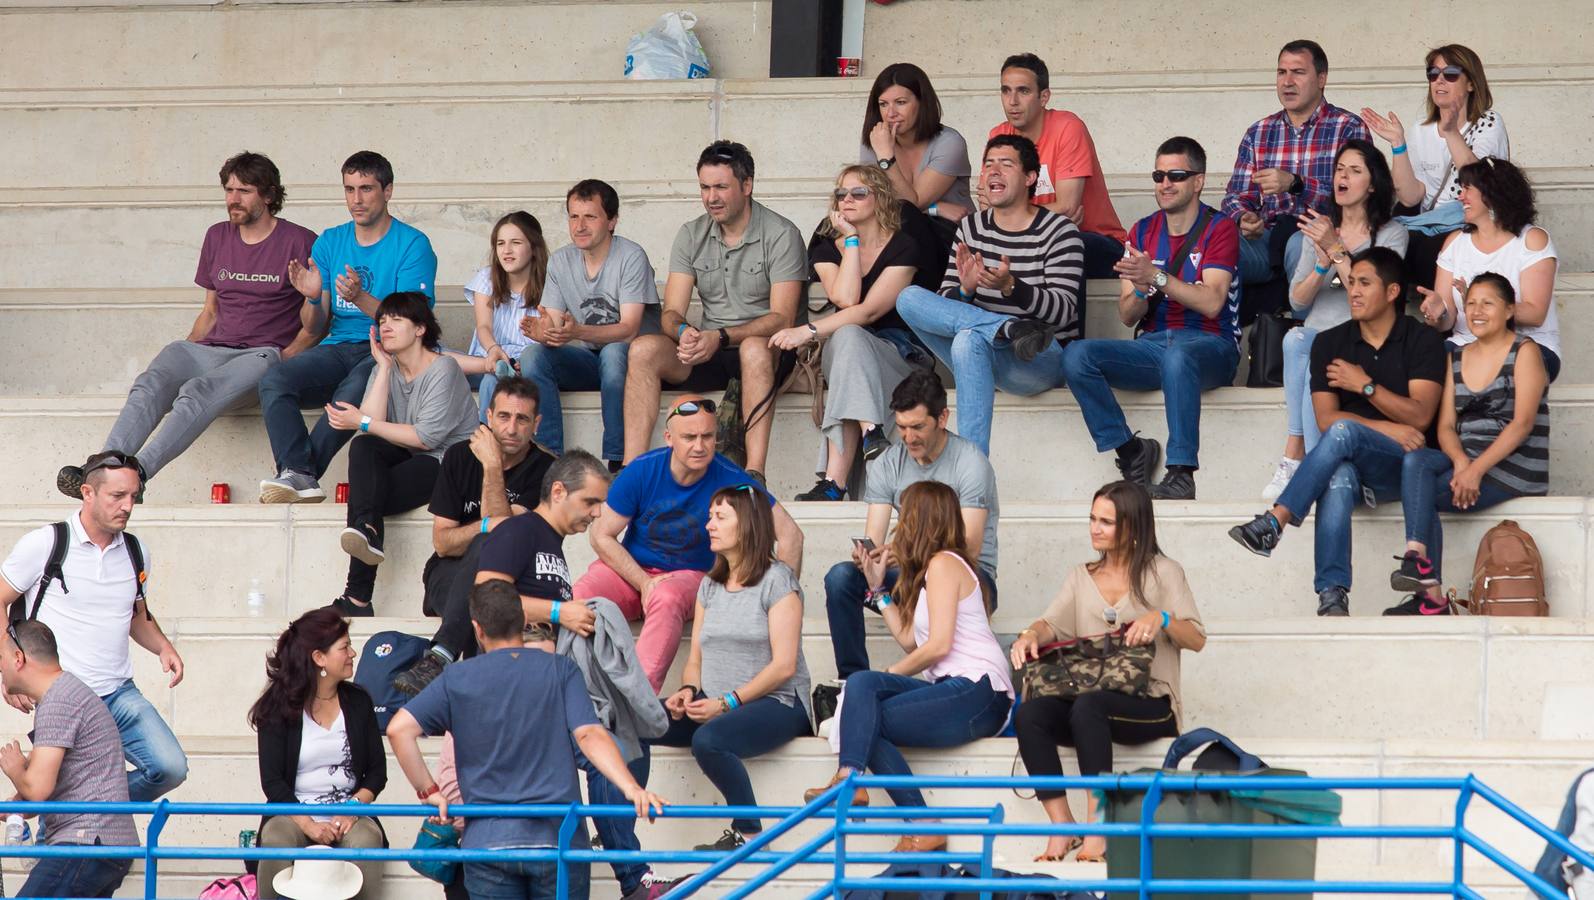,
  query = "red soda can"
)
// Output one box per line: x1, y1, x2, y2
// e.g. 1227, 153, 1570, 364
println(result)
837, 57, 861, 78
210, 483, 230, 504
335, 482, 350, 503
